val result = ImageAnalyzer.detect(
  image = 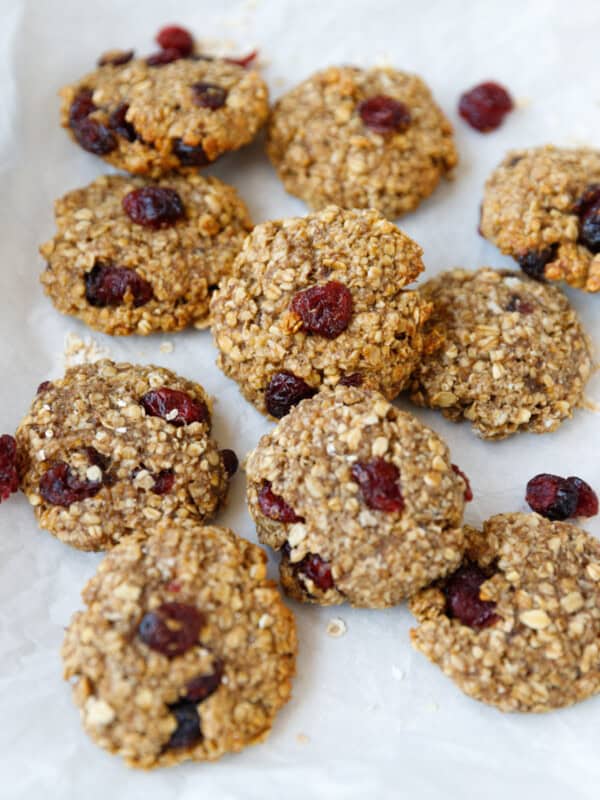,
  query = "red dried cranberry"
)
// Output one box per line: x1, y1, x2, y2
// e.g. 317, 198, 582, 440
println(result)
0, 435, 19, 502
351, 458, 404, 513
517, 246, 557, 281
505, 295, 535, 314
225, 50, 258, 68
358, 95, 411, 134
85, 263, 153, 307
291, 281, 353, 339
451, 464, 473, 502
167, 701, 202, 748
191, 82, 228, 110
458, 82, 513, 132
123, 187, 185, 228
138, 602, 203, 657
72, 117, 118, 155
258, 481, 304, 523
172, 138, 210, 166
140, 388, 209, 427
339, 373, 363, 387
147, 48, 184, 66
265, 371, 317, 418
525, 473, 578, 520
98, 49, 134, 67
36, 380, 52, 394
69, 89, 95, 124
156, 25, 194, 56
108, 103, 137, 142
84, 447, 110, 471
444, 562, 499, 629
298, 553, 334, 591
39, 461, 102, 507
566, 477, 599, 518
574, 185, 600, 253
220, 449, 238, 477
152, 469, 175, 495
184, 661, 223, 702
